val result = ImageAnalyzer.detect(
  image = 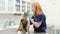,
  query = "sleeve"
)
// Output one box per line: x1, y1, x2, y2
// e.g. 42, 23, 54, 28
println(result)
32, 15, 35, 19
38, 15, 46, 23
